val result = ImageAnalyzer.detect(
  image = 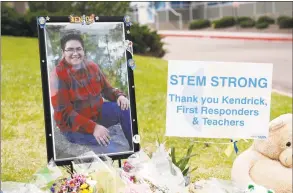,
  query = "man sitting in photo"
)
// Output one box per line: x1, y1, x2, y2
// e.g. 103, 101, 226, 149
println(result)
49, 32, 133, 152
